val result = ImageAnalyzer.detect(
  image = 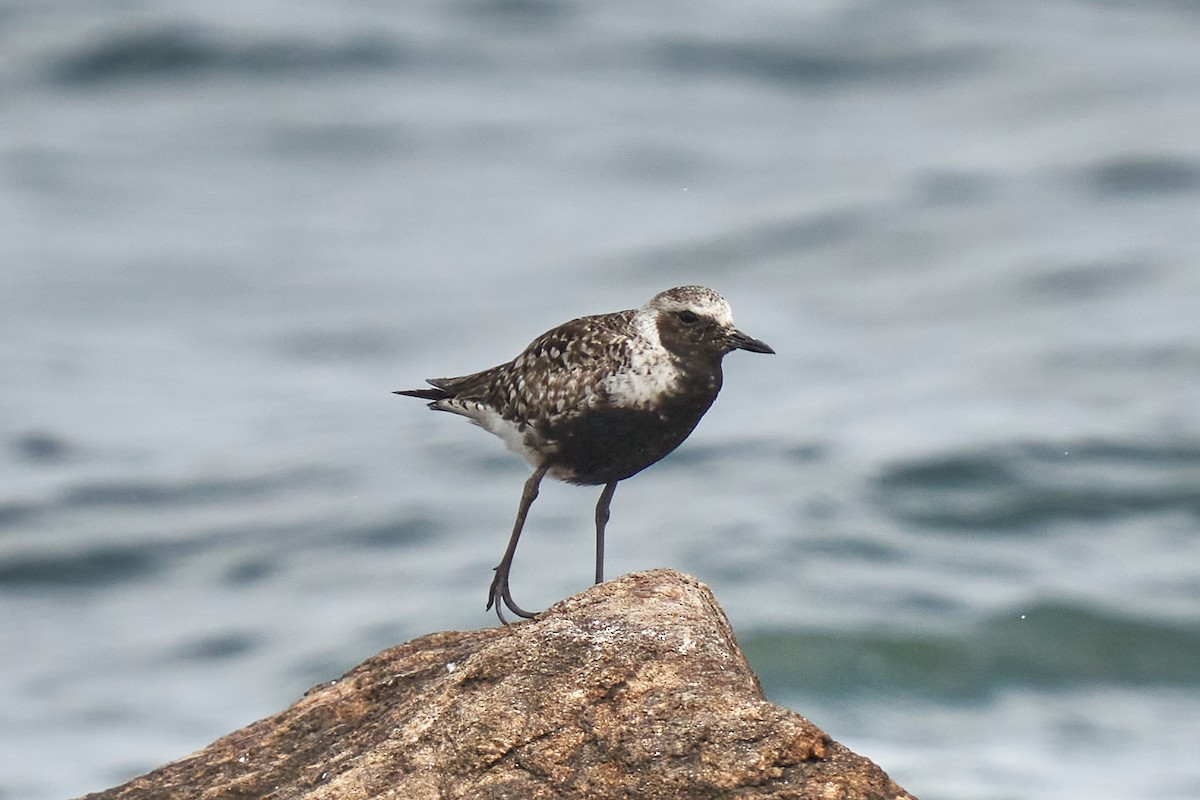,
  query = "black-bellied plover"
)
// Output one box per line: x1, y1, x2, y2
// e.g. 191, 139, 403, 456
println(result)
395, 285, 773, 623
